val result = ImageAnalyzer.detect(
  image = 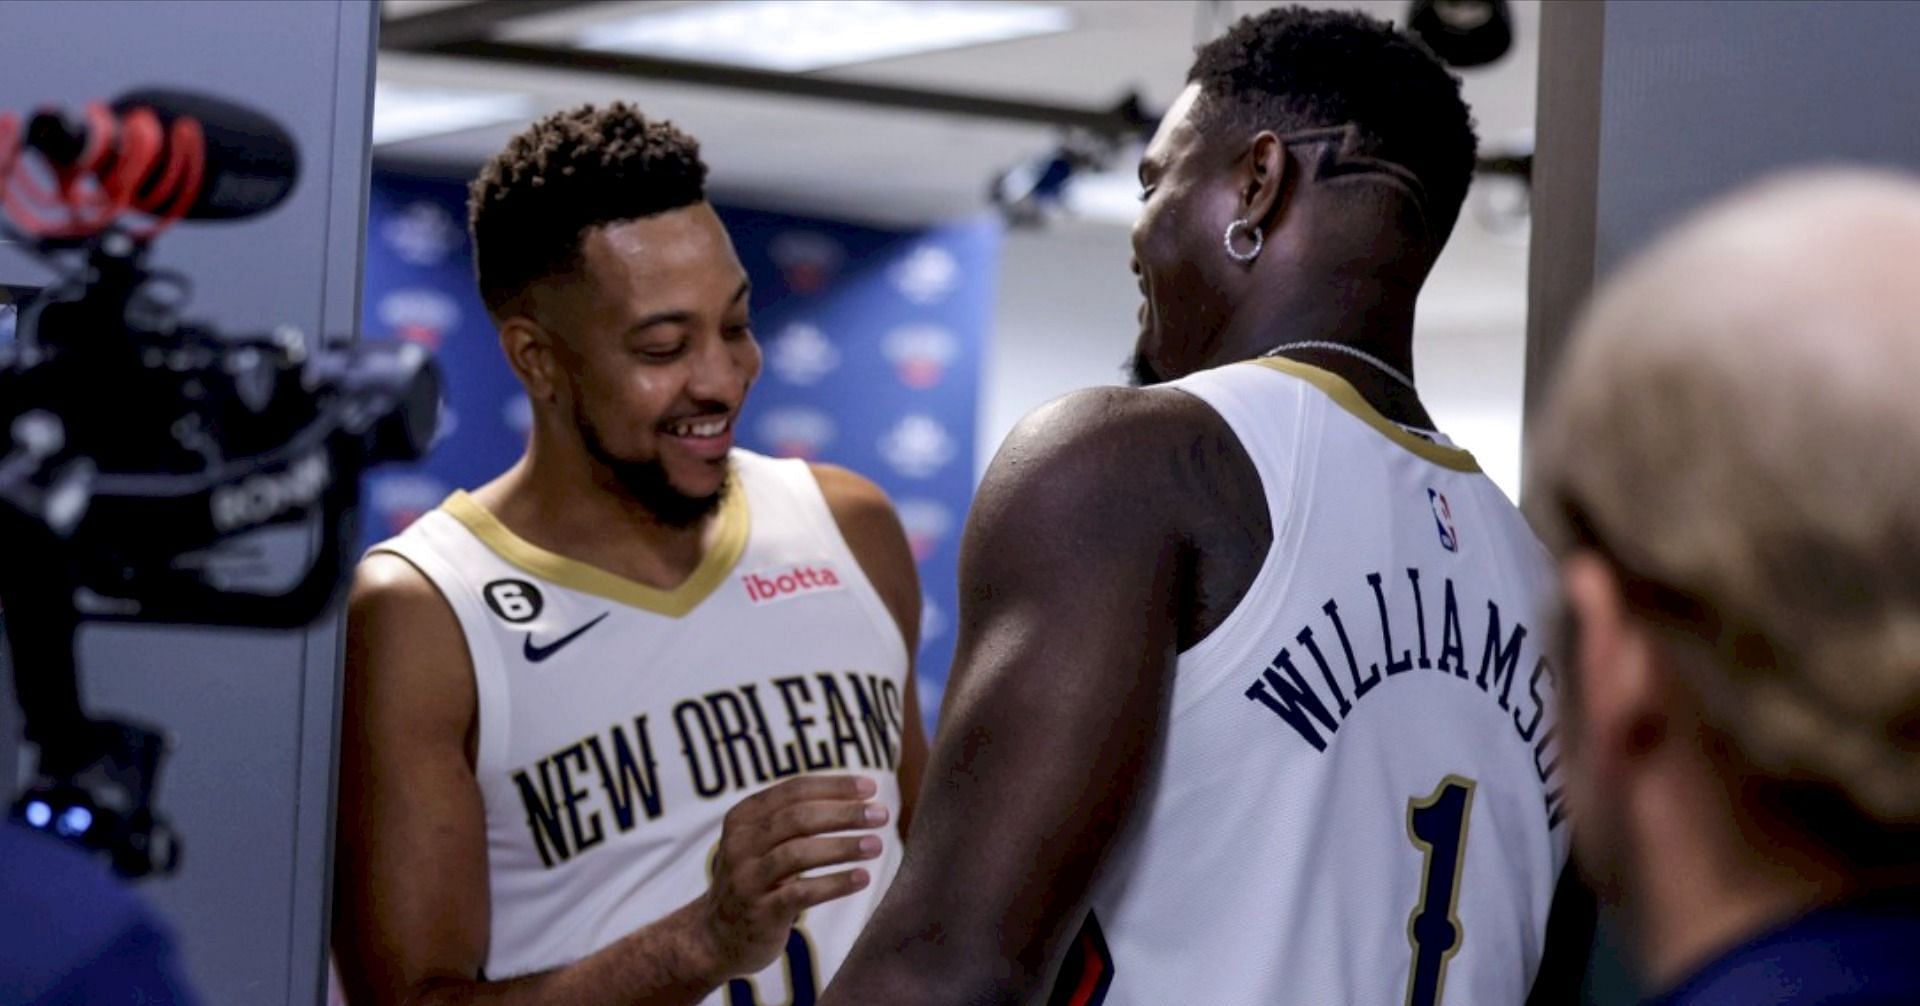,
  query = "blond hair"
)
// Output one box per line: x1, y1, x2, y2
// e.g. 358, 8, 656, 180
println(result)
1529, 167, 1920, 824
